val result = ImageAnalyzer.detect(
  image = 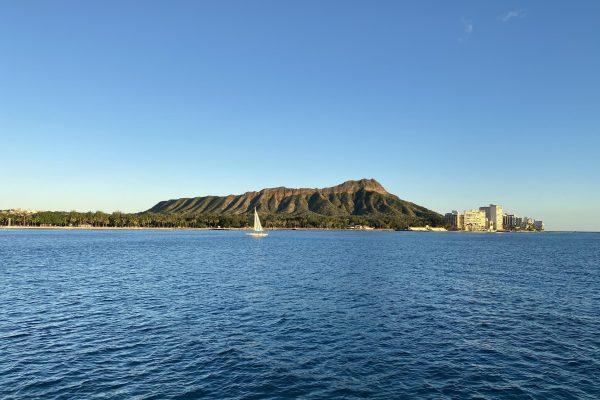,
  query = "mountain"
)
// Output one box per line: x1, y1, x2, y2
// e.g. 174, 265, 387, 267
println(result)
146, 179, 443, 225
